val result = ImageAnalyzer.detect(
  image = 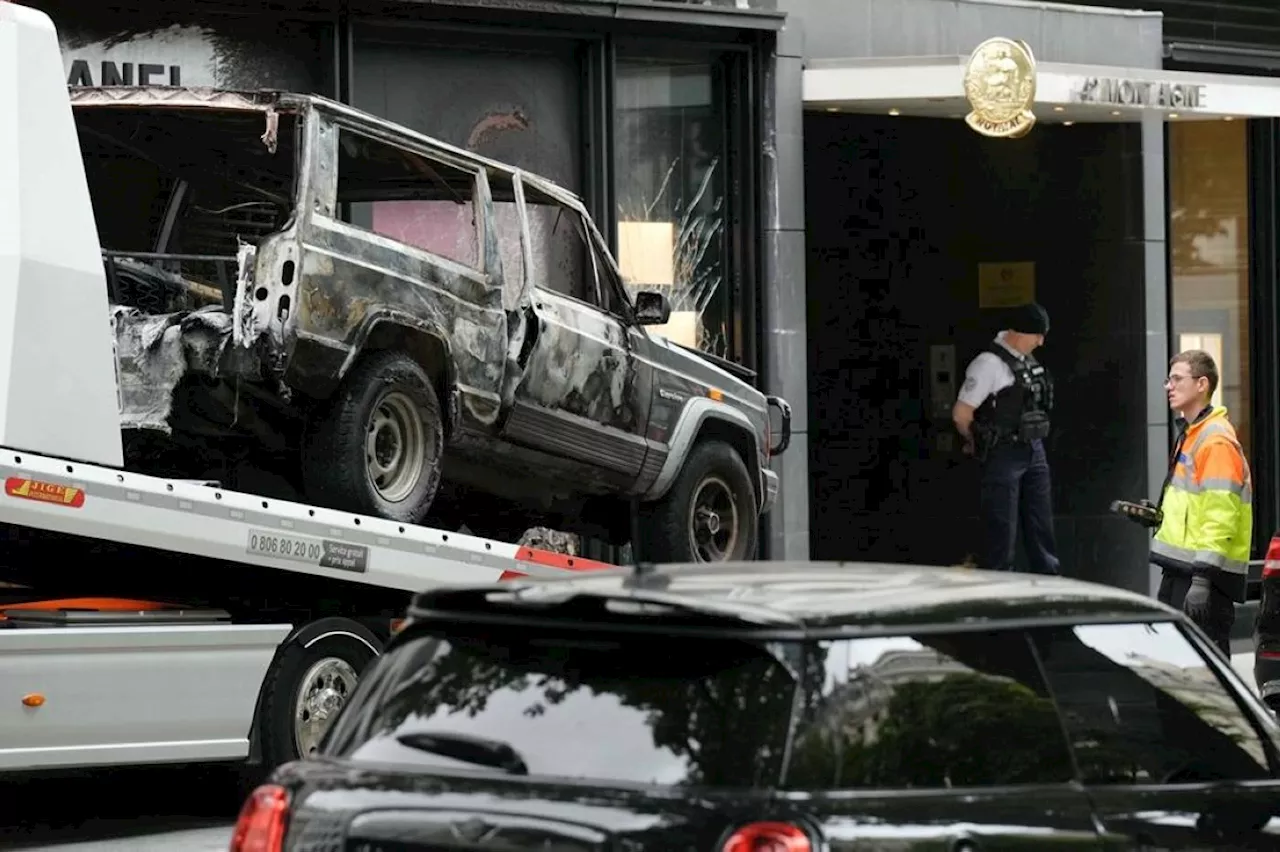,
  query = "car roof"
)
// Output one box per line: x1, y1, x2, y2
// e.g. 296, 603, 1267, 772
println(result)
65, 85, 584, 207
408, 560, 1180, 637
